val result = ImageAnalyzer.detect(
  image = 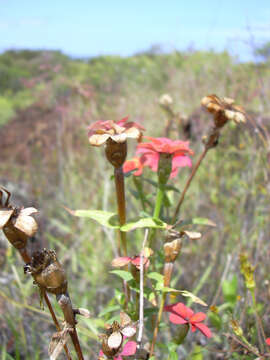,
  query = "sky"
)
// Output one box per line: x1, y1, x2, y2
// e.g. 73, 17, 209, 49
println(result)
0, 0, 270, 61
